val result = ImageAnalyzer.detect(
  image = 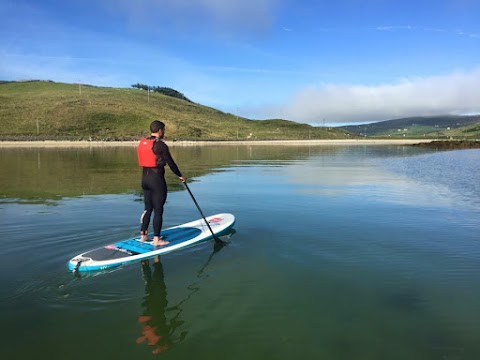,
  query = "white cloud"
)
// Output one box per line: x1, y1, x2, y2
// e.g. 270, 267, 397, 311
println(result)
102, 0, 283, 34
376, 25, 479, 39
264, 68, 480, 124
